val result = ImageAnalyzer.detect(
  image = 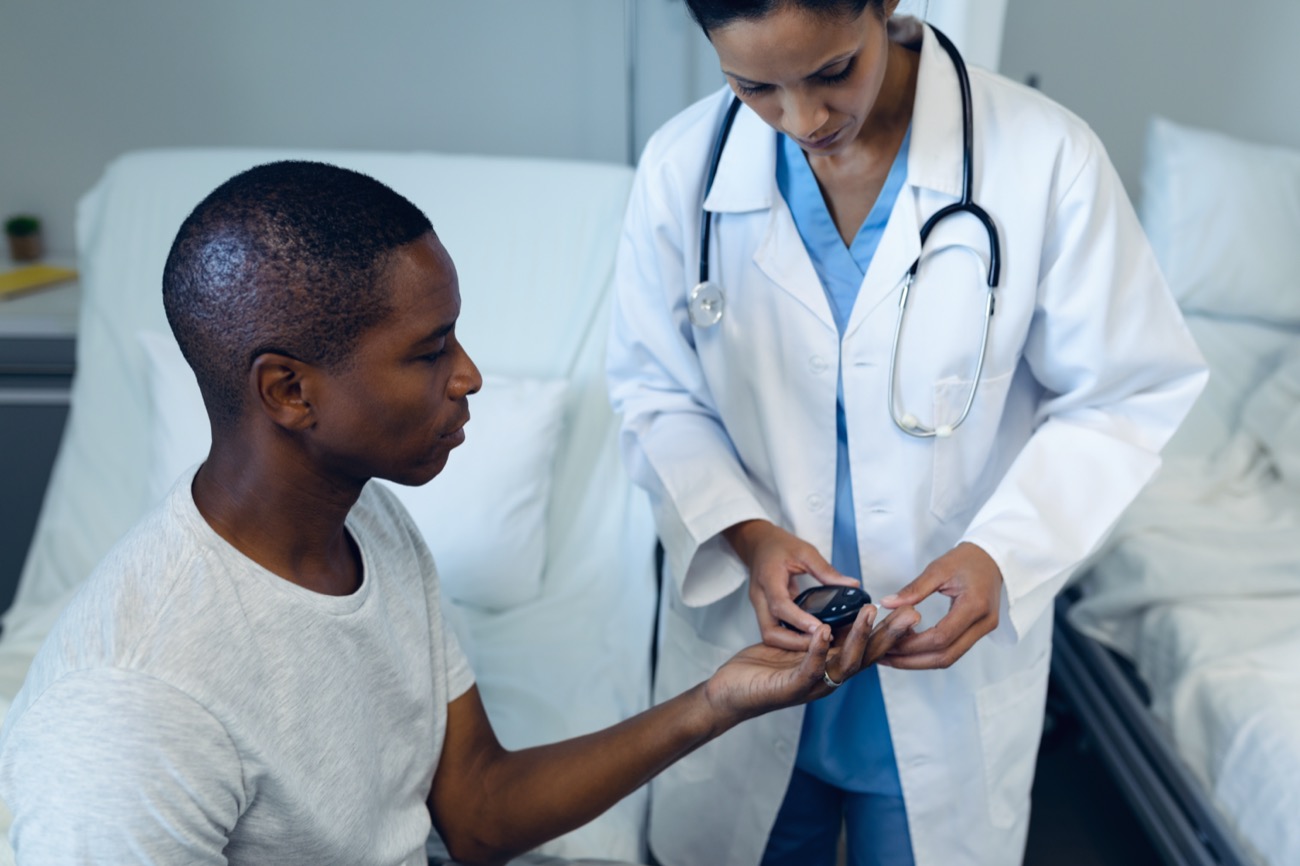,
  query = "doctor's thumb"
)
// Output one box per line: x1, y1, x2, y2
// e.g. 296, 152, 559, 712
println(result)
881, 570, 945, 608
806, 557, 857, 587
